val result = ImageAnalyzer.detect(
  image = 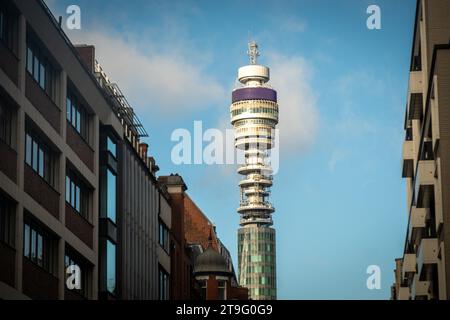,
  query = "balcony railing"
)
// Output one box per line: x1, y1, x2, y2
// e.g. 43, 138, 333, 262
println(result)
411, 274, 430, 300
408, 207, 428, 243
401, 254, 416, 280
417, 238, 439, 279
402, 140, 414, 178
414, 160, 435, 206
397, 286, 410, 300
